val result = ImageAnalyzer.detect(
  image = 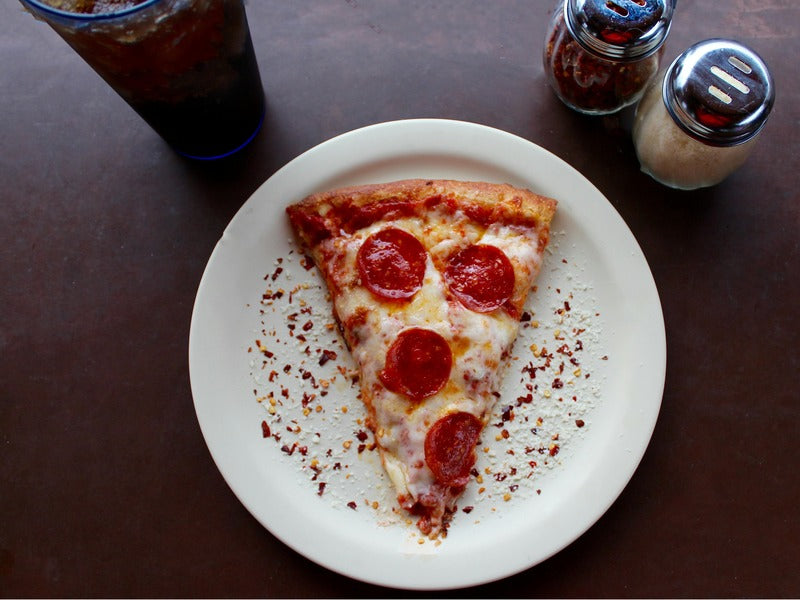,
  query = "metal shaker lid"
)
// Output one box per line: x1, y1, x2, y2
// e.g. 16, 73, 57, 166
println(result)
663, 39, 775, 146
564, 0, 674, 61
